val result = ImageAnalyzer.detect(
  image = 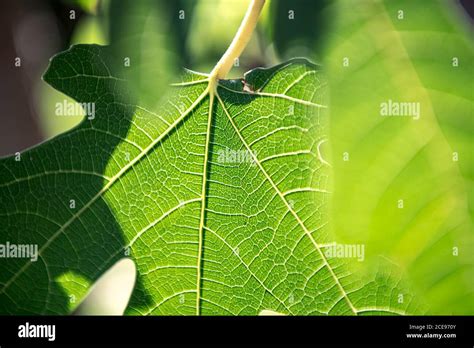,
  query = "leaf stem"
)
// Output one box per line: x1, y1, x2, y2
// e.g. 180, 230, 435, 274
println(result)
210, 0, 265, 80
